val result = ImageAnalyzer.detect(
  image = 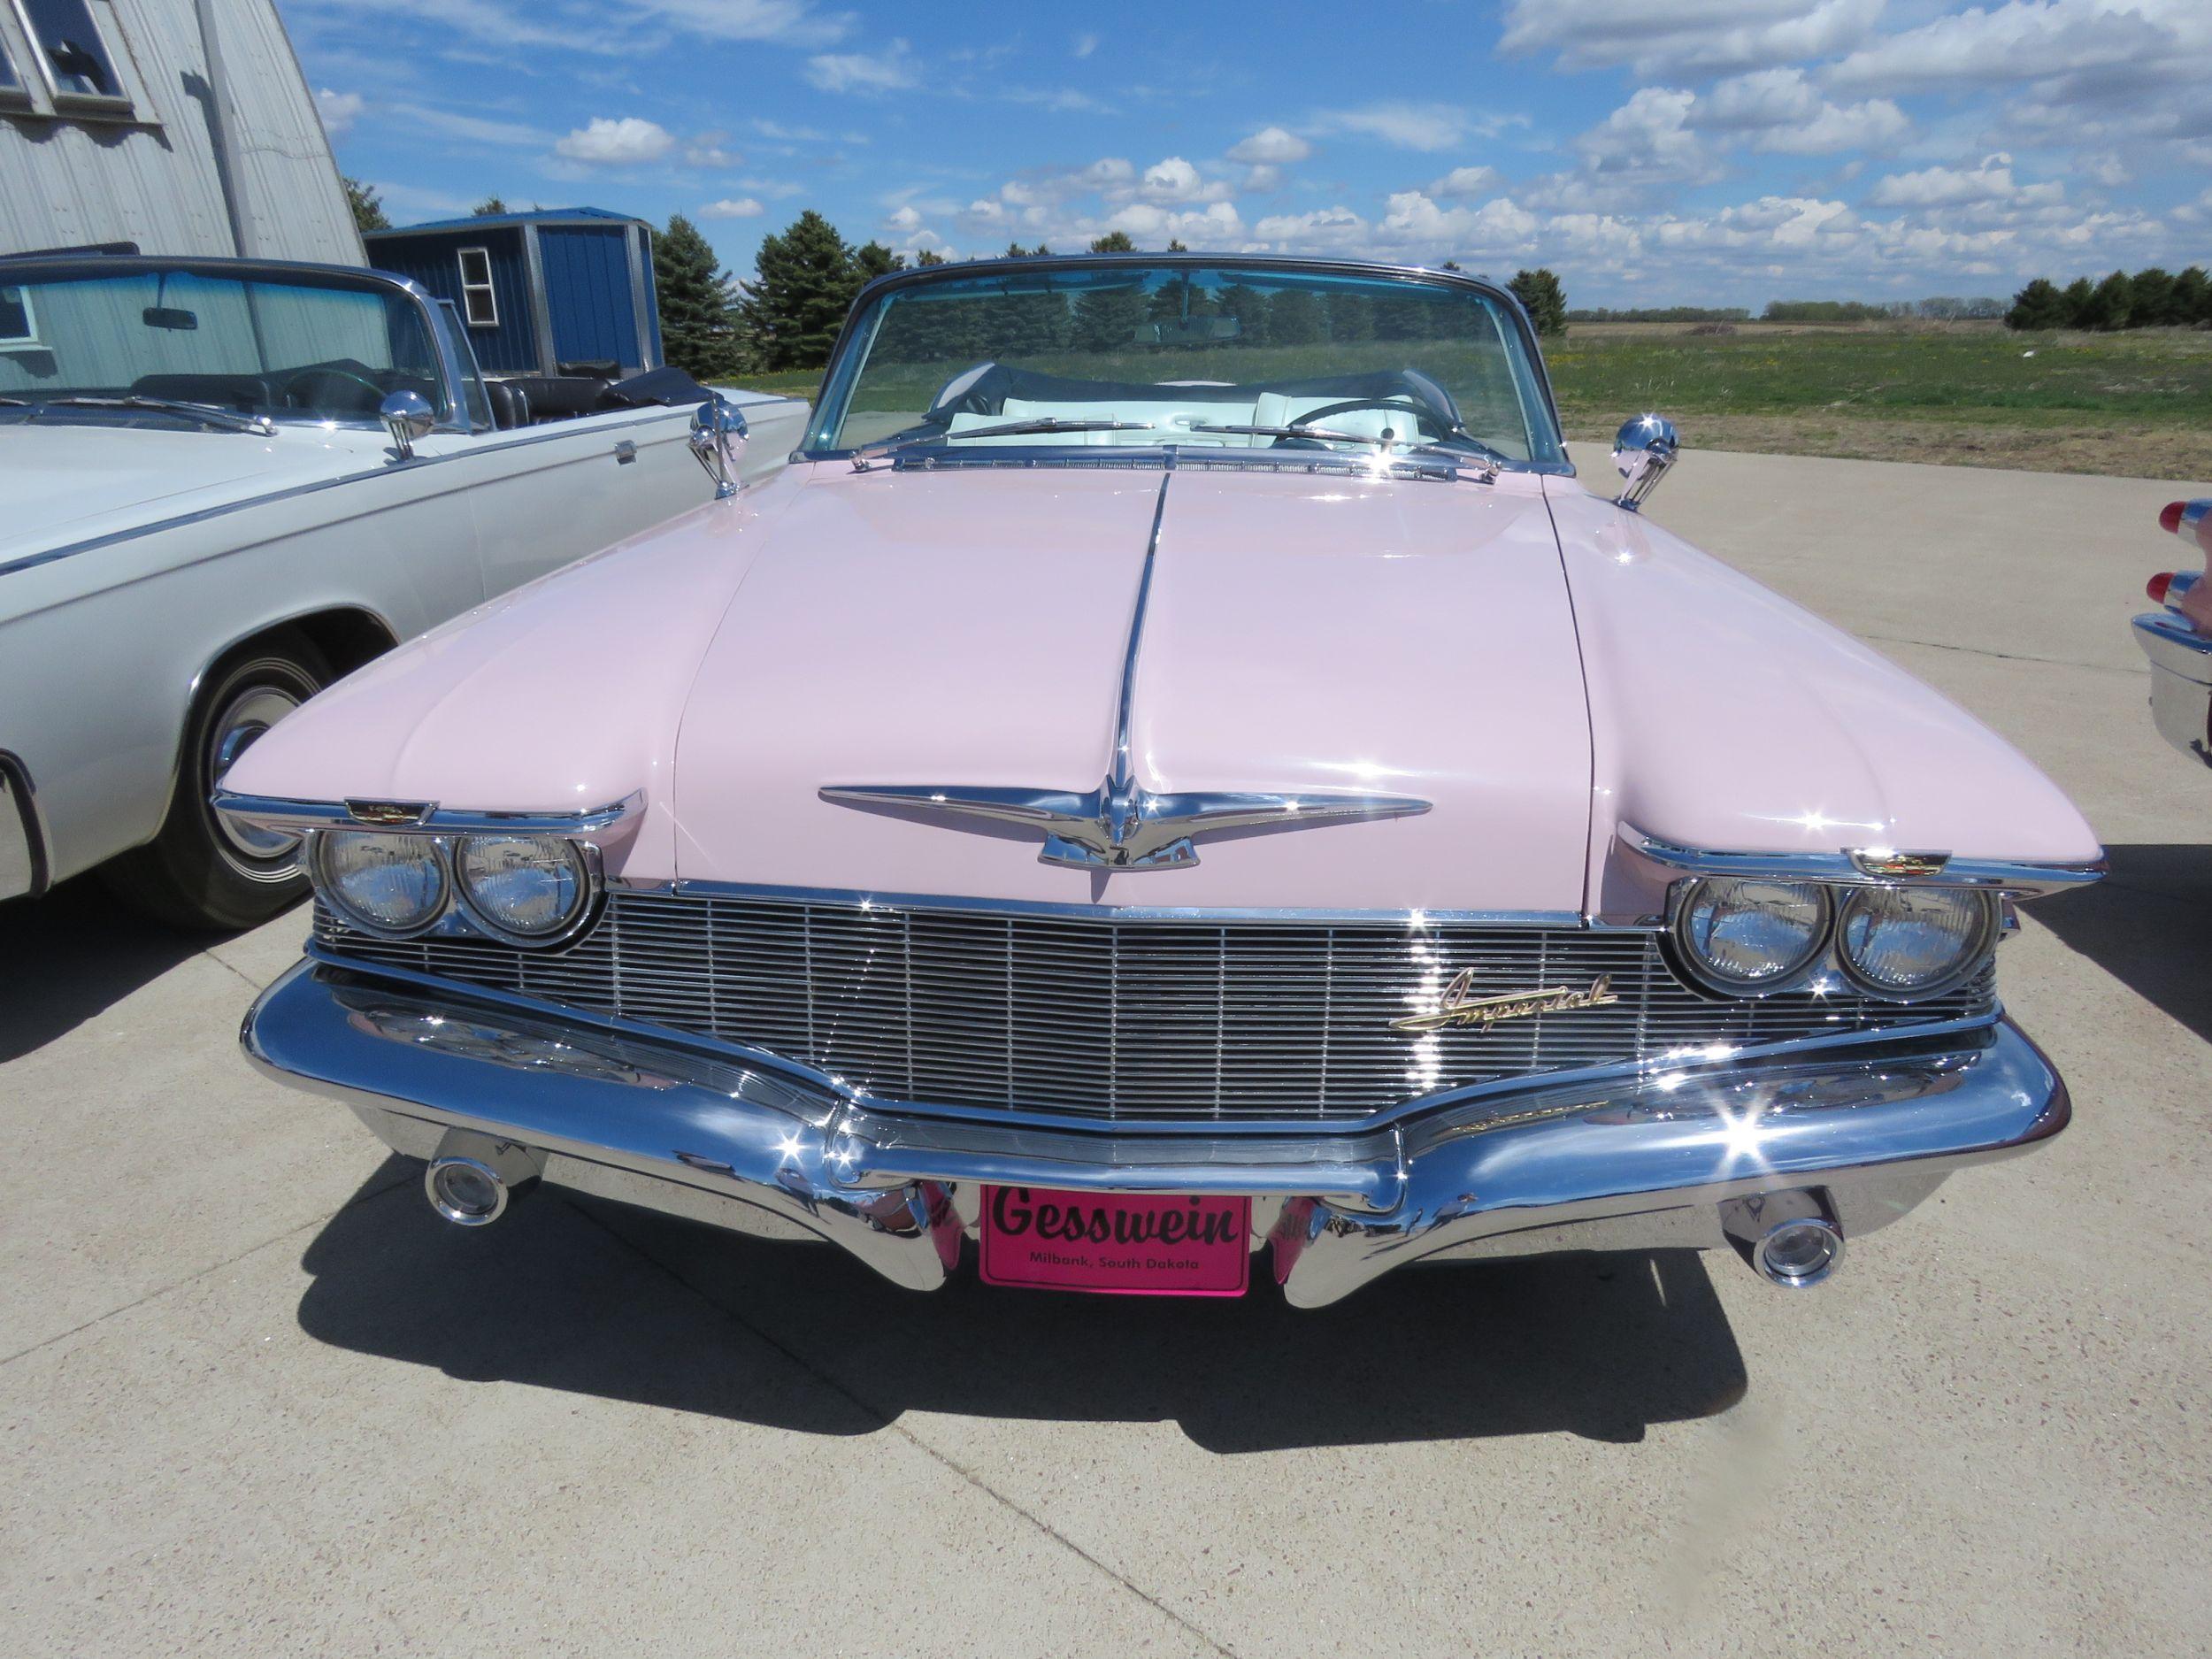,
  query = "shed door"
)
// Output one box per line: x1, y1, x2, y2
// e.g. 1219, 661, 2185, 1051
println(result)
538, 225, 638, 373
